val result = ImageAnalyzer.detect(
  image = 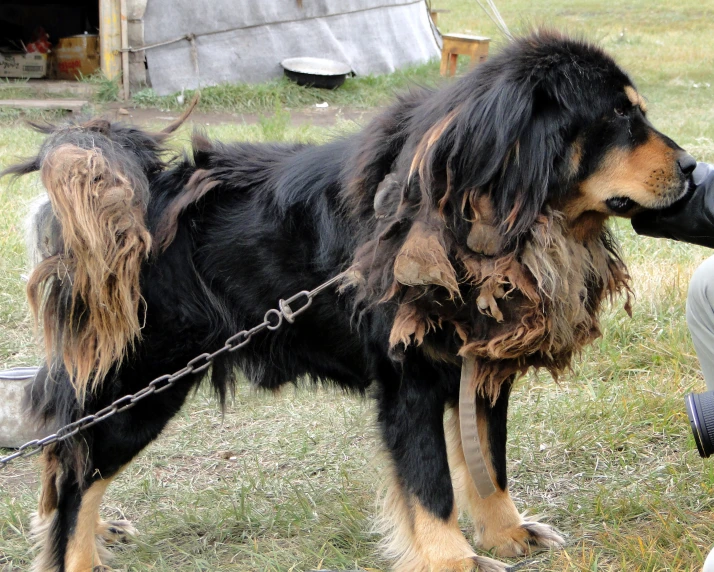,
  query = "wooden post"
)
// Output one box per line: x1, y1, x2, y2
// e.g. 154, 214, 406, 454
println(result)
120, 0, 130, 99
126, 0, 148, 92
100, 0, 122, 80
